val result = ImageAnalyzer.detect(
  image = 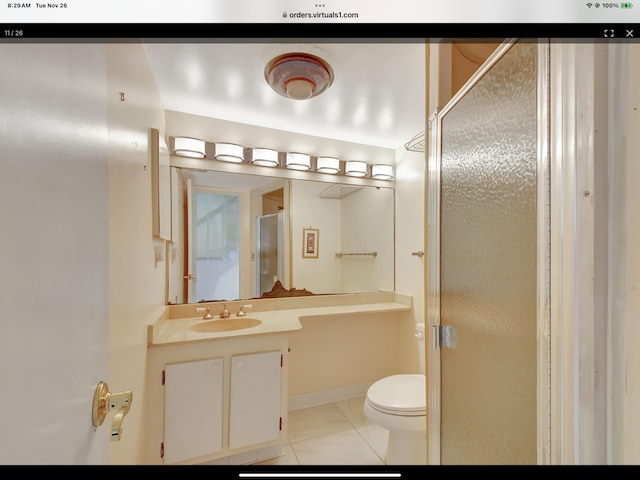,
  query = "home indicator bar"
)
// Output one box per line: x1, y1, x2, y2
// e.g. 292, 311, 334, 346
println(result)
239, 474, 402, 478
